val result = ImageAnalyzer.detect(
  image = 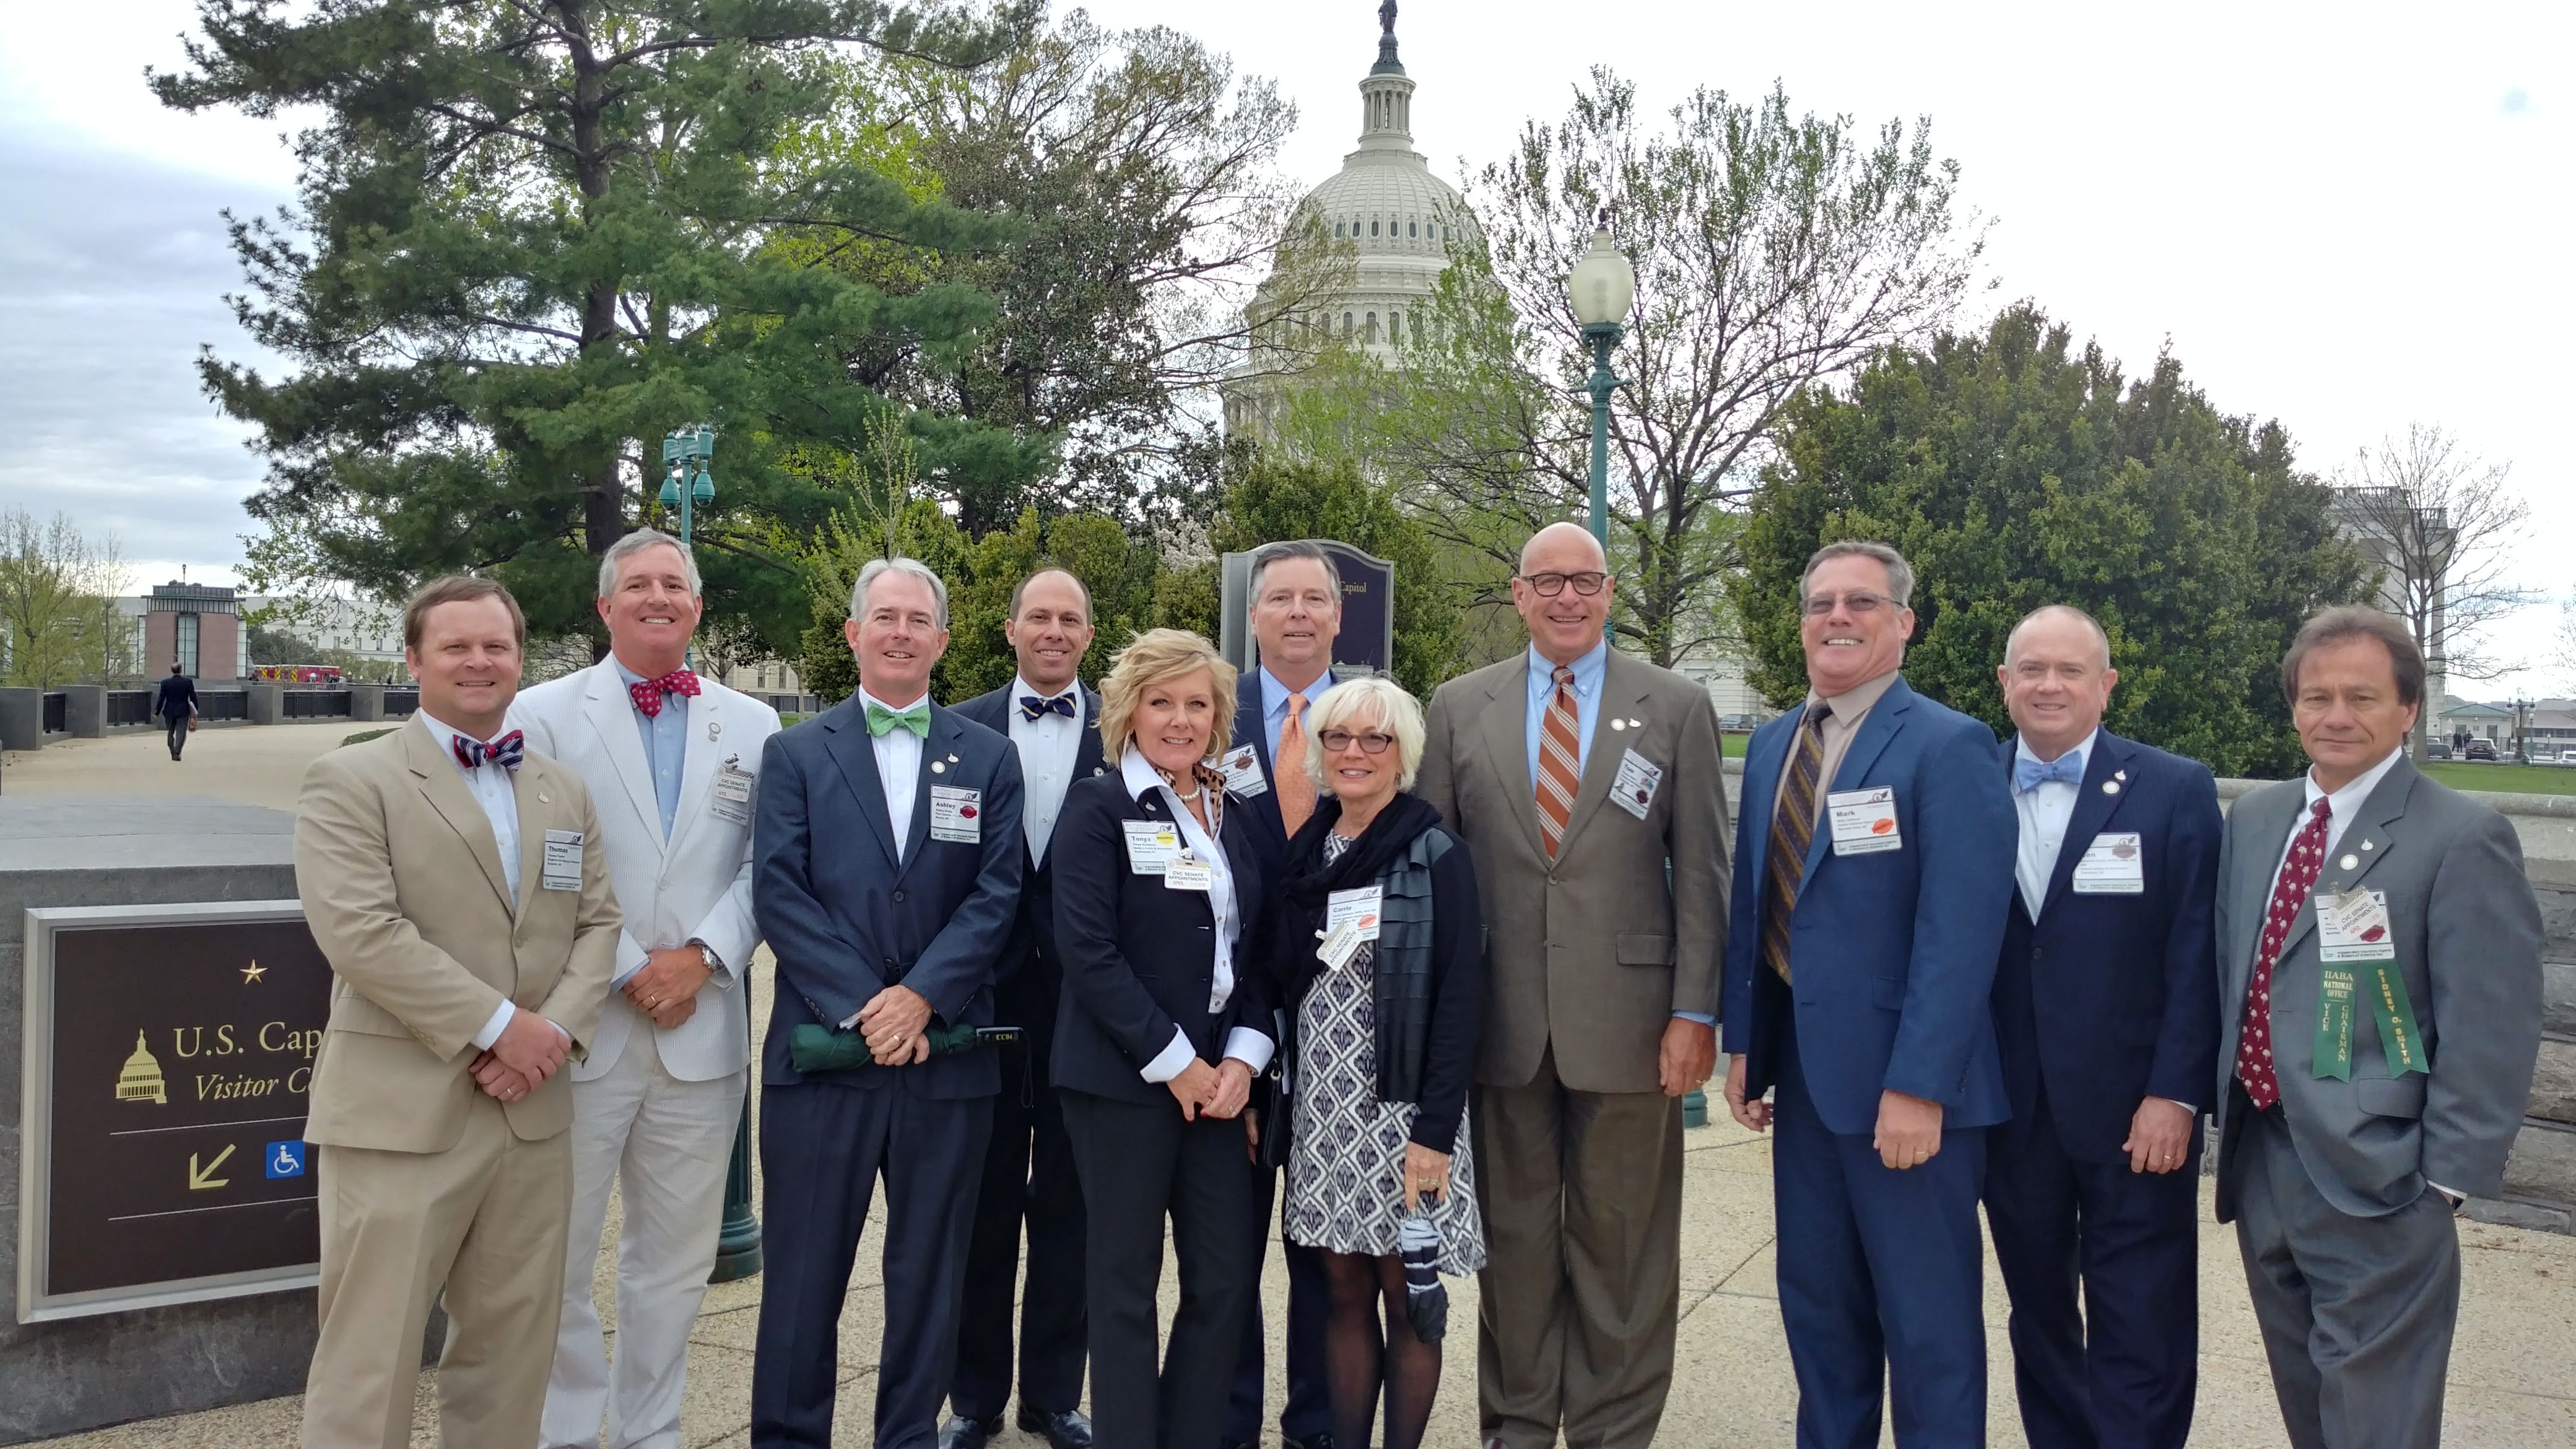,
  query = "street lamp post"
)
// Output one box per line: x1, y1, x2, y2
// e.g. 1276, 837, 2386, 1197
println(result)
1565, 215, 1635, 549
660, 424, 765, 1284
